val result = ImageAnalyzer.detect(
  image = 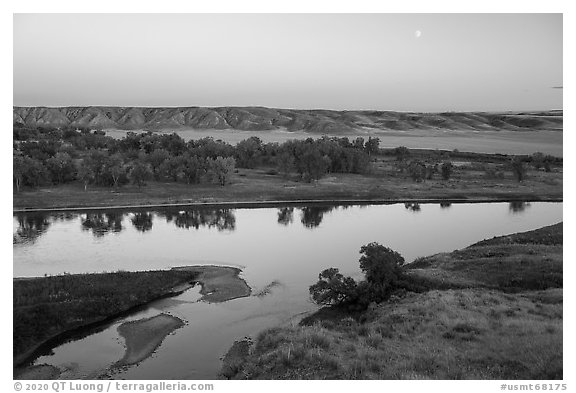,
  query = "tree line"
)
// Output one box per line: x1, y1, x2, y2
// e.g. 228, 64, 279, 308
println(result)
13, 124, 379, 191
